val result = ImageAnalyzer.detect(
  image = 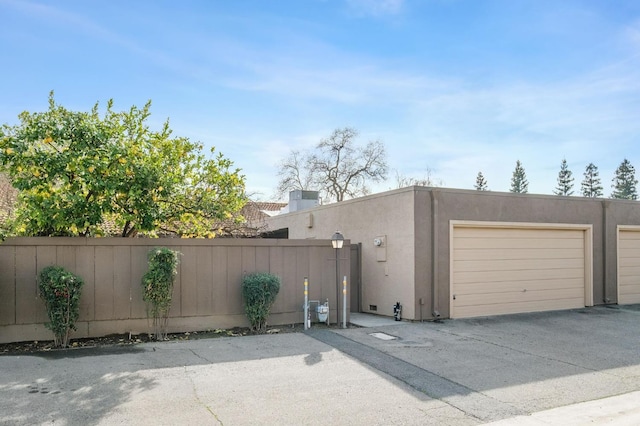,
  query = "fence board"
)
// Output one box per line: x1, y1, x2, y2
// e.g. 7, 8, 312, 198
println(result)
196, 246, 213, 315
212, 246, 228, 314
16, 246, 38, 324
0, 246, 15, 325
179, 246, 198, 317
0, 238, 349, 343
76, 247, 95, 321
94, 246, 114, 320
